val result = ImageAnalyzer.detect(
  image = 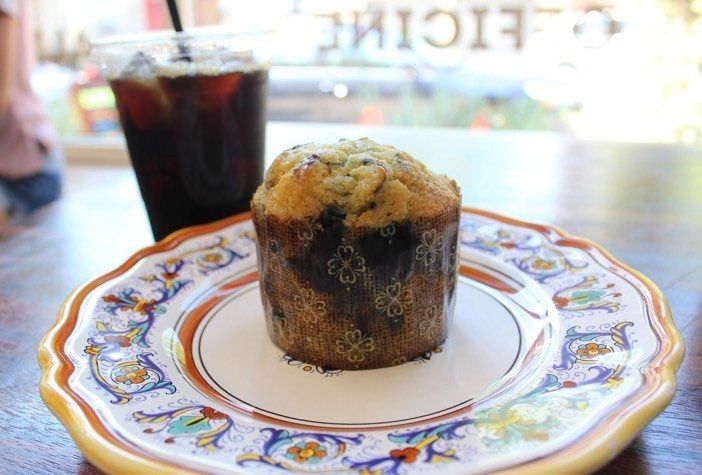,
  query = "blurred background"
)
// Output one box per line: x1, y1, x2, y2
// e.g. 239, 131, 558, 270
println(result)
32, 0, 702, 148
